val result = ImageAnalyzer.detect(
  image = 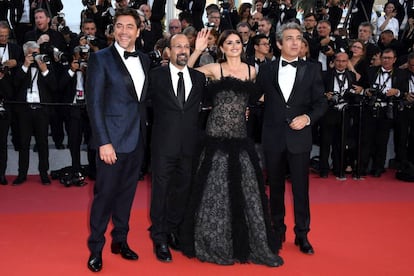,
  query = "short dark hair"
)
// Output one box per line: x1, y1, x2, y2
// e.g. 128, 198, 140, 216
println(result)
113, 7, 141, 28
252, 33, 268, 45
34, 8, 50, 18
